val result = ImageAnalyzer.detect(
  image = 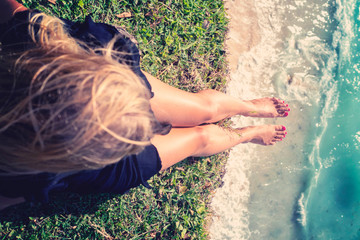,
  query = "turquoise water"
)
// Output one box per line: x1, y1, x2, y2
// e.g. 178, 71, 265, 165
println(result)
210, 0, 360, 239
304, 0, 360, 238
